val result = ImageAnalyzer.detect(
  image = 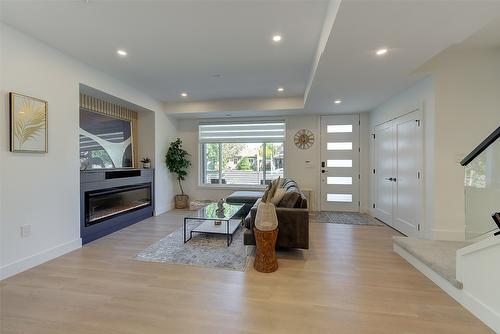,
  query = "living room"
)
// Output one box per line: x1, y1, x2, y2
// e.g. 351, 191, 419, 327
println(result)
1, 1, 500, 333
